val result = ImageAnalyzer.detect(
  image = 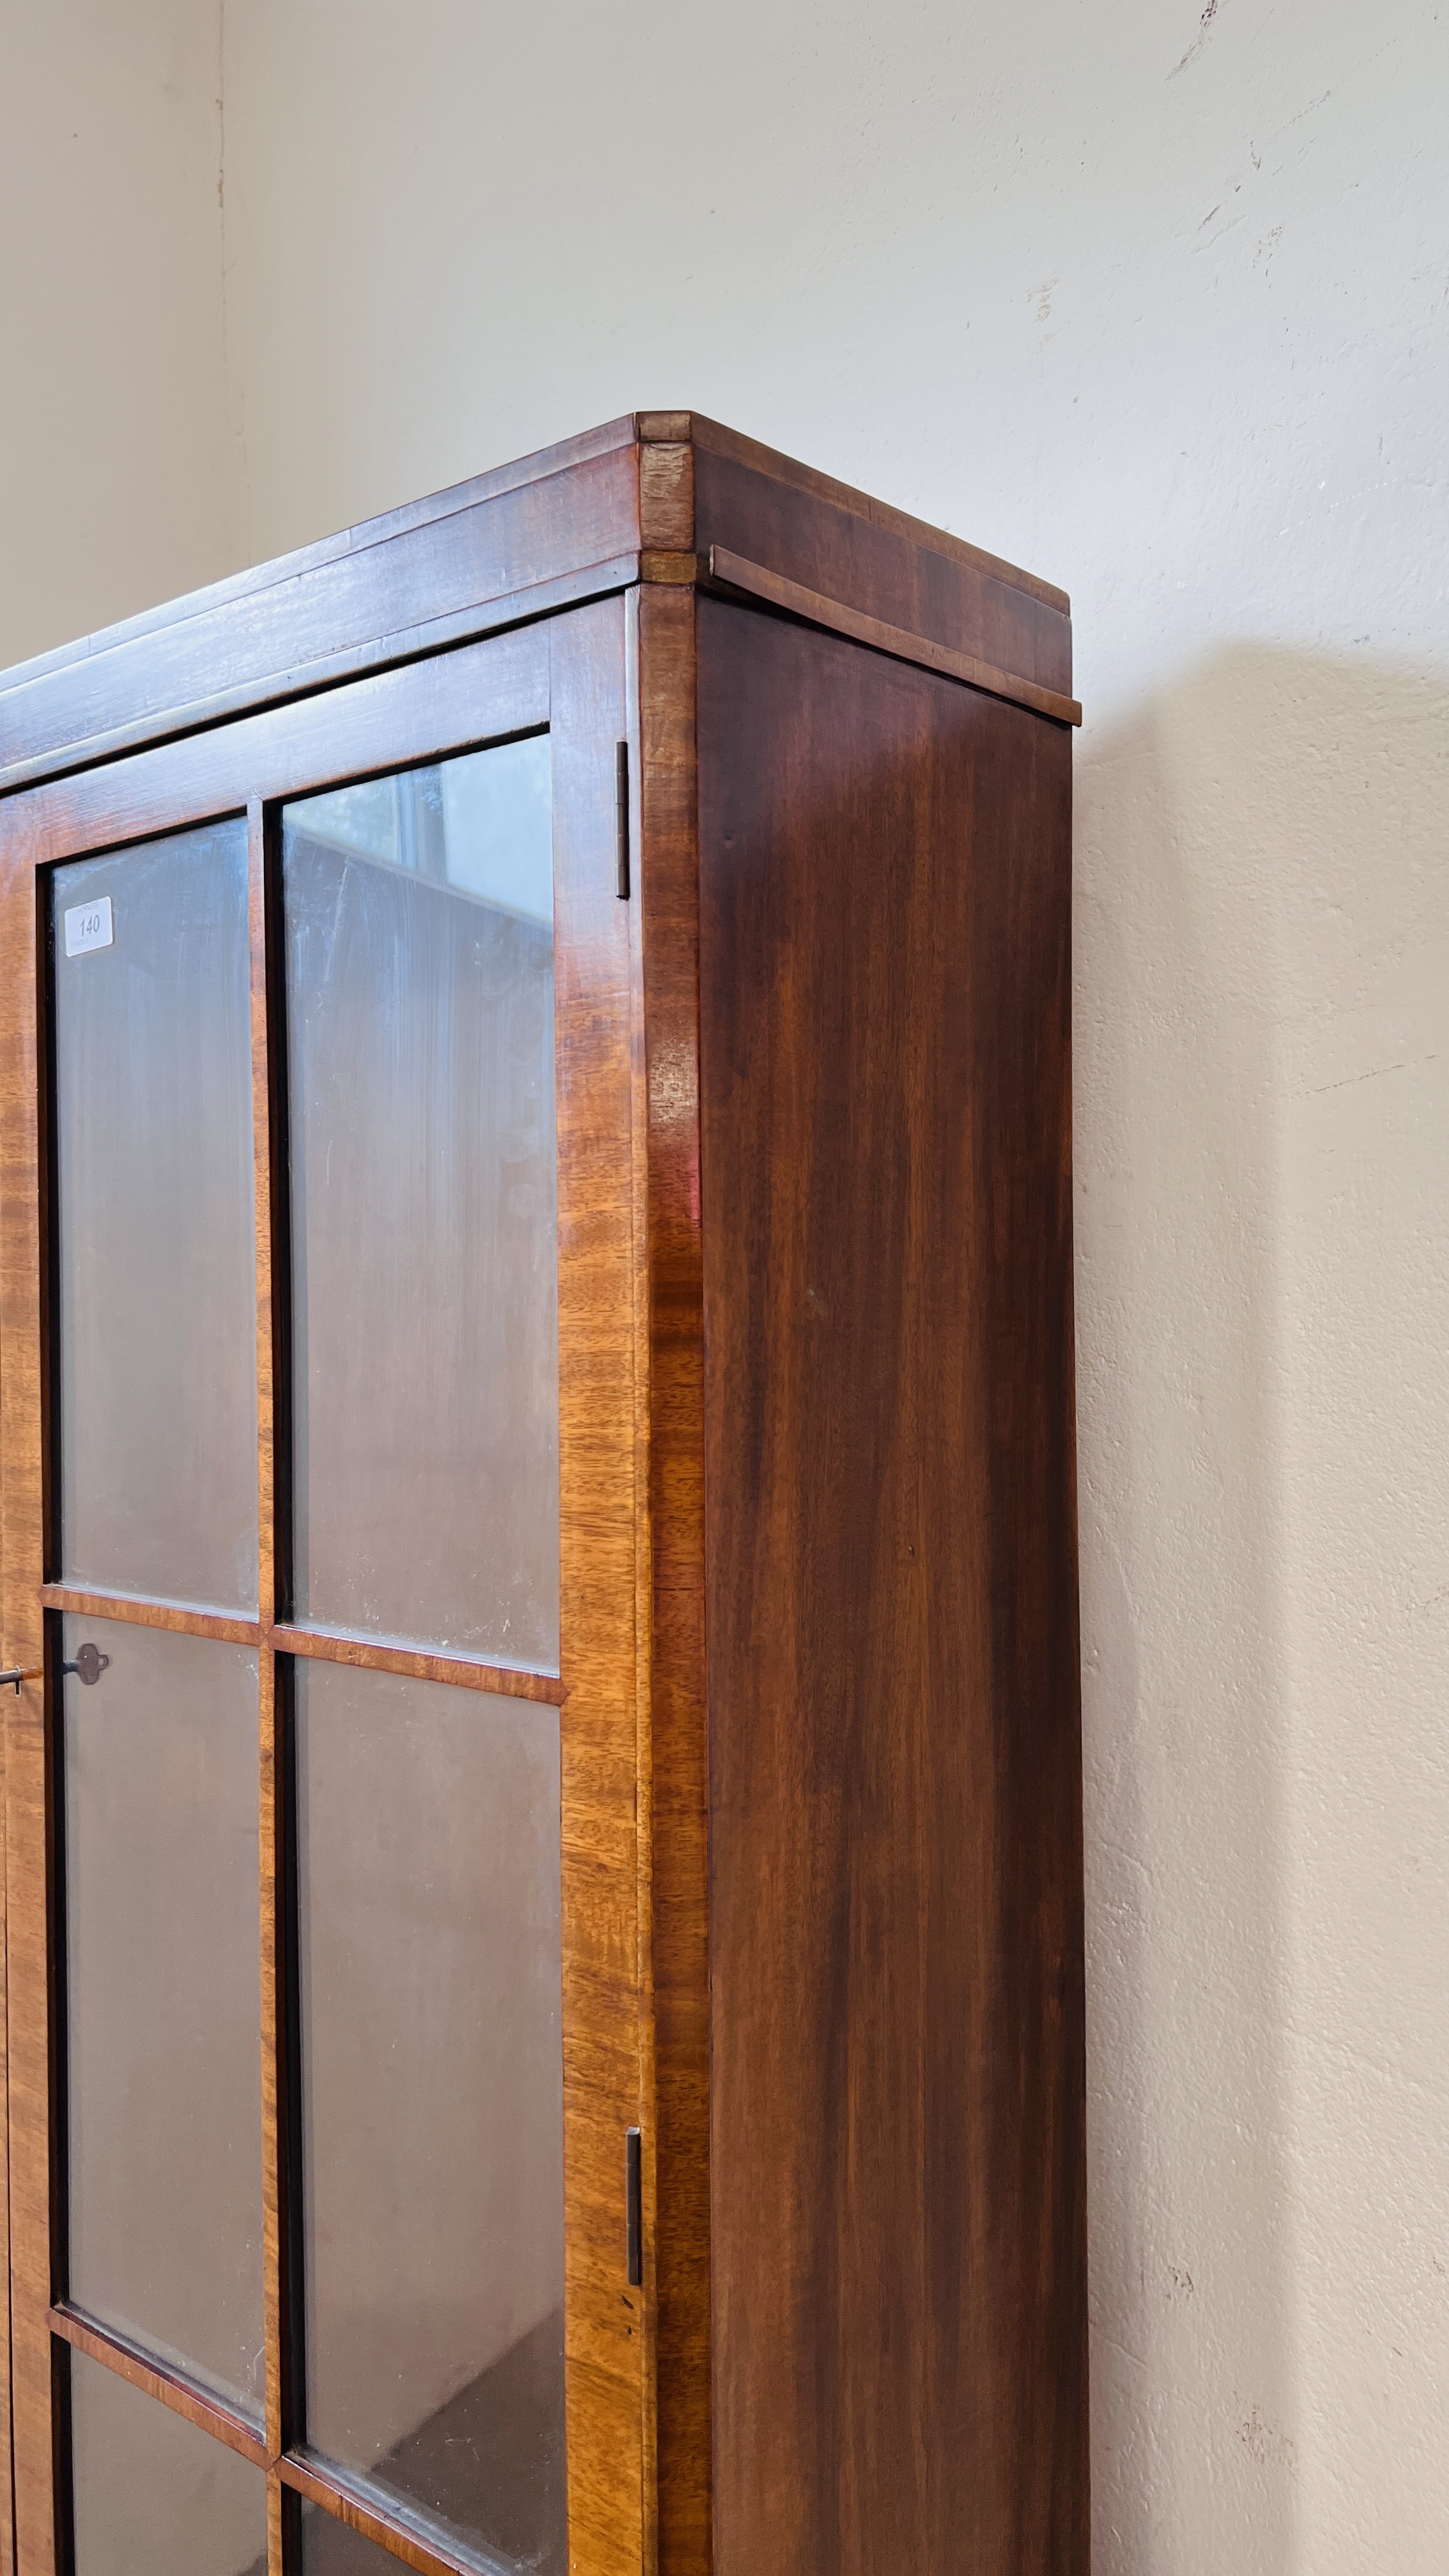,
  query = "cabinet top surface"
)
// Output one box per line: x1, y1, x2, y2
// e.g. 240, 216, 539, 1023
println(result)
0, 412, 1074, 792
